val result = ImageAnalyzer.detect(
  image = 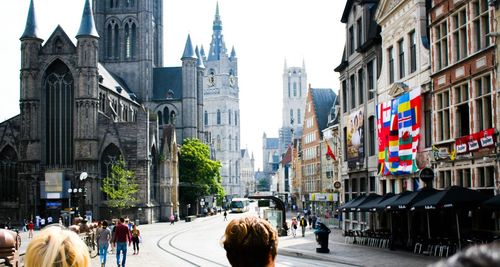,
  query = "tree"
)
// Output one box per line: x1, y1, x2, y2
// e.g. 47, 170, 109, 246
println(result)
102, 156, 139, 216
179, 138, 224, 205
257, 177, 270, 191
